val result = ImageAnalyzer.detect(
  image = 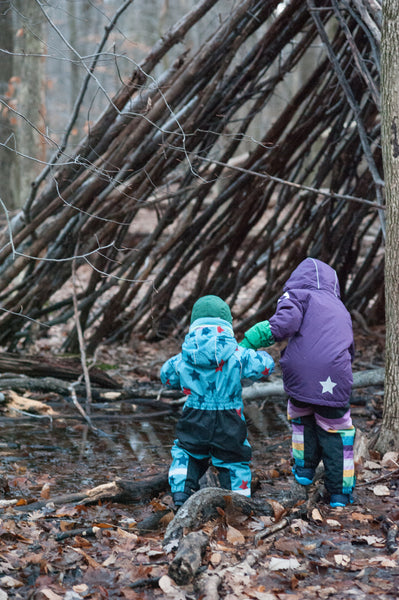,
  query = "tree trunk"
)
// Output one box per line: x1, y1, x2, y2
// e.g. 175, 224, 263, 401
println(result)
0, 1, 17, 209
14, 0, 46, 208
376, 0, 399, 453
